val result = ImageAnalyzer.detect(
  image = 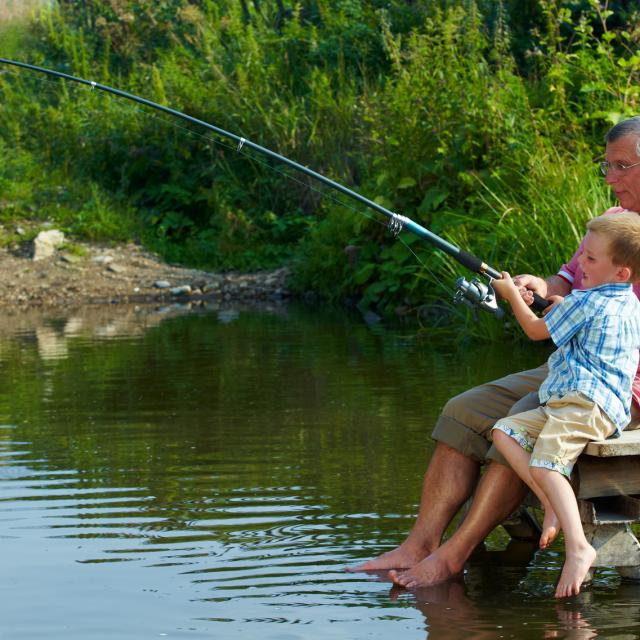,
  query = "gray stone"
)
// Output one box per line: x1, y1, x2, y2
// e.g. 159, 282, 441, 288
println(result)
60, 253, 82, 264
170, 285, 192, 296
32, 229, 65, 261
154, 280, 171, 289
92, 255, 114, 265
